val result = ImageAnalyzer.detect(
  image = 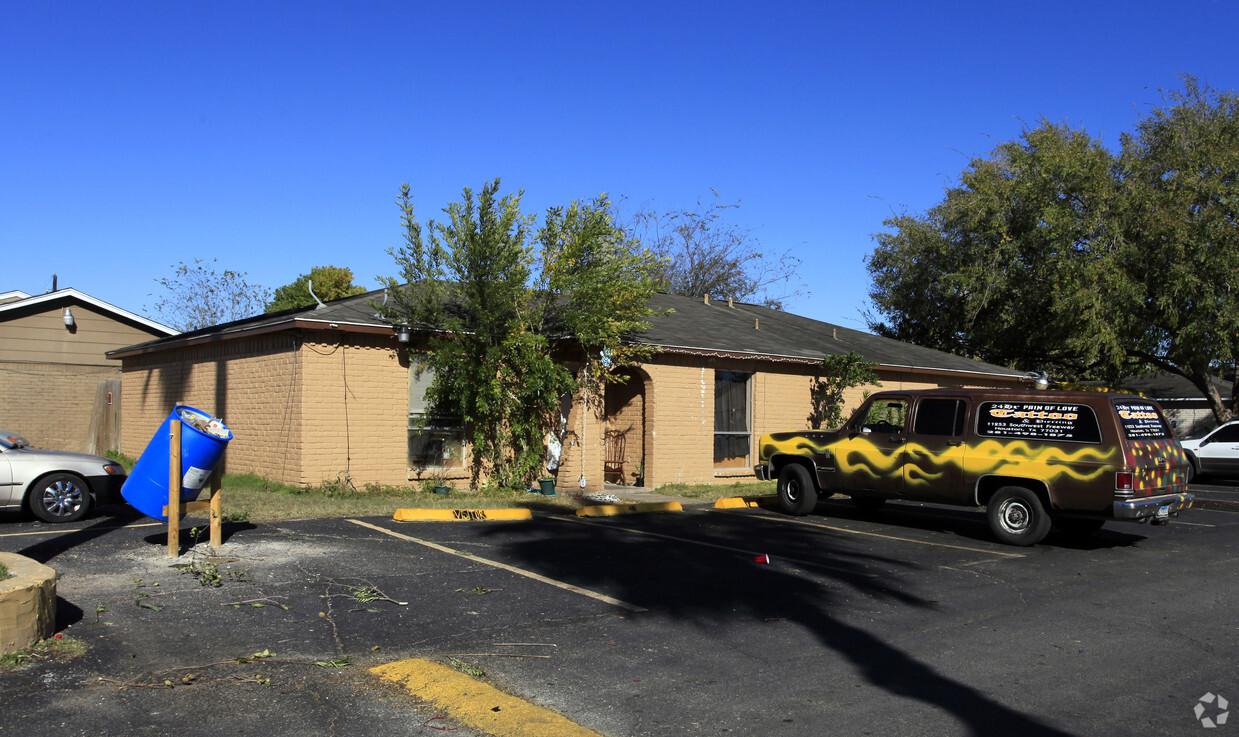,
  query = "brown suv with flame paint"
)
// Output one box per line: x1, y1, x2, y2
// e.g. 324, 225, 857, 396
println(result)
754, 389, 1194, 546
